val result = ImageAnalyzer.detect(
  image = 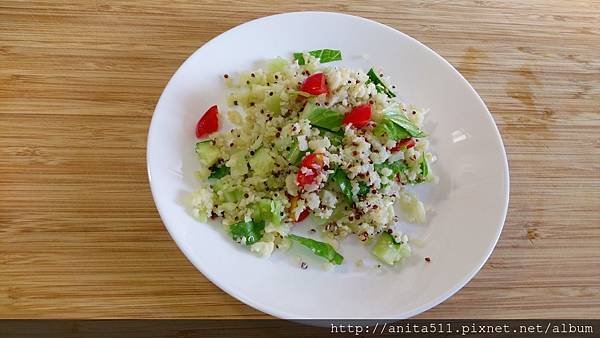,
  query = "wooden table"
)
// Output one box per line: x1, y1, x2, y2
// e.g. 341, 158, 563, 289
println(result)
1, 1, 599, 319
